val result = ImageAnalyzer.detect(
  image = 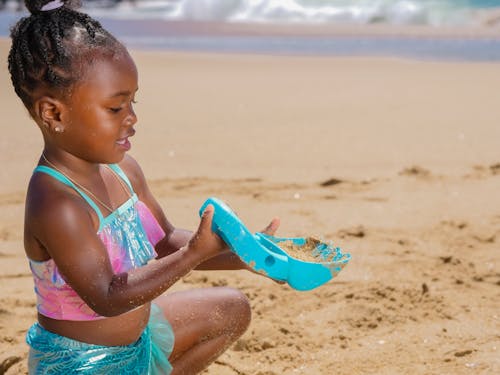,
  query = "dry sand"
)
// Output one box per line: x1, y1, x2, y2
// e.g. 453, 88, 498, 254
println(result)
0, 36, 499, 374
